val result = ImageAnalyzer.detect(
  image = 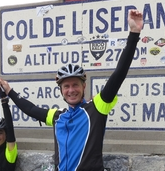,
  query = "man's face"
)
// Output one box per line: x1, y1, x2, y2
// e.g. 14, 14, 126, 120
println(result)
61, 77, 86, 107
0, 129, 6, 145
